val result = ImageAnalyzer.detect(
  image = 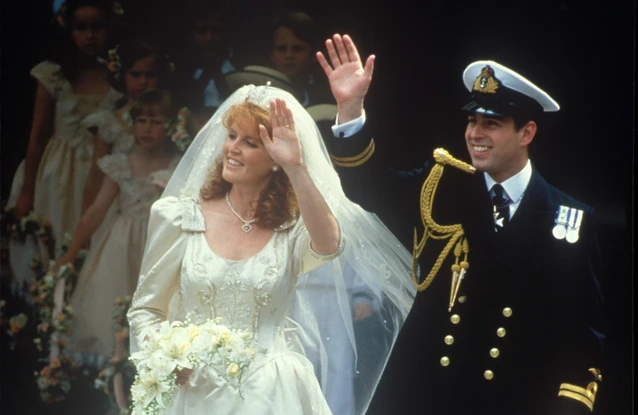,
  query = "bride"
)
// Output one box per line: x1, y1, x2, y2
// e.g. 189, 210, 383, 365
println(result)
127, 84, 415, 414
